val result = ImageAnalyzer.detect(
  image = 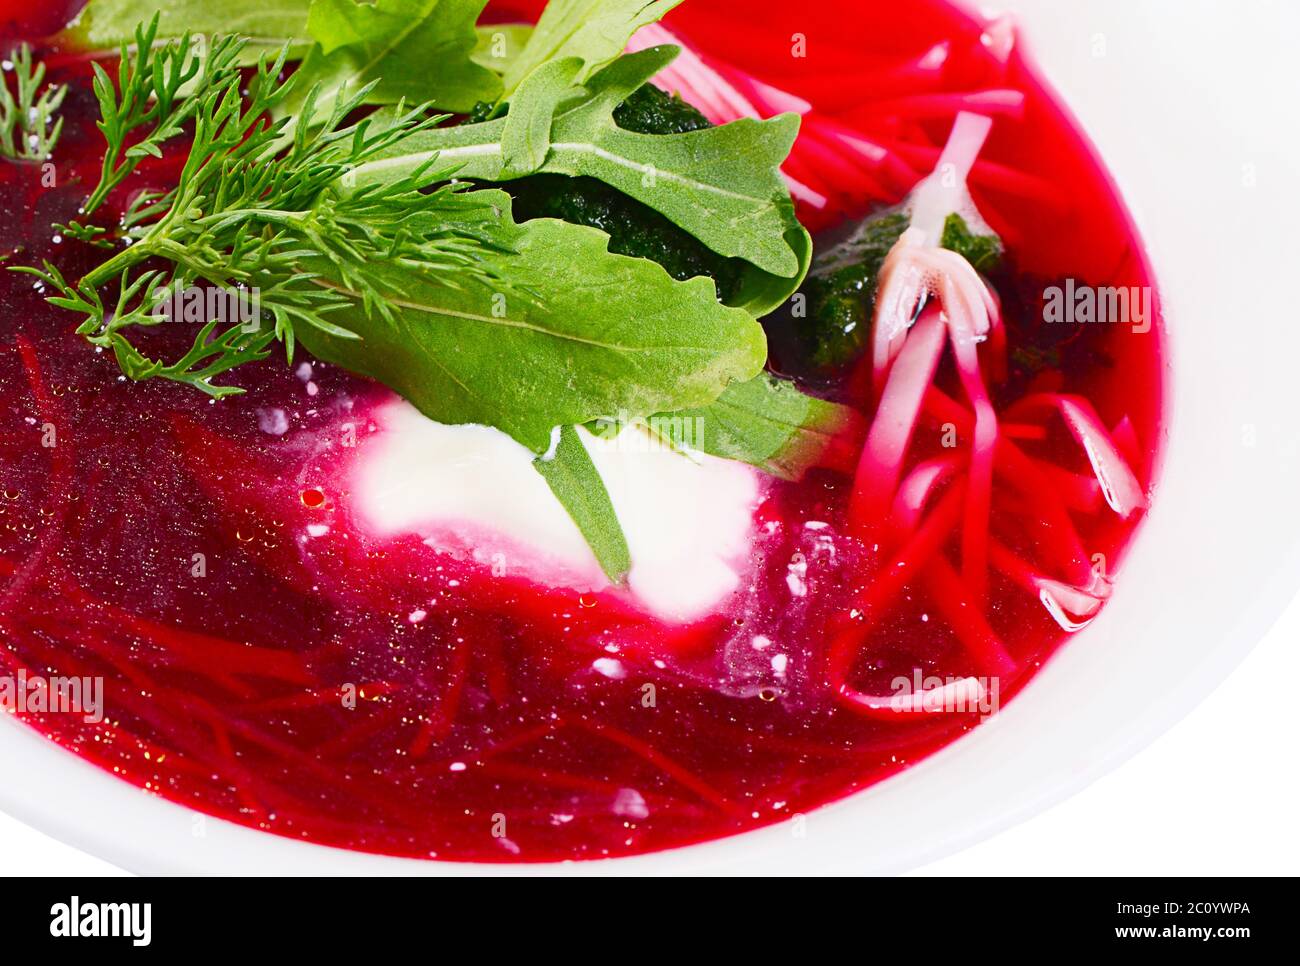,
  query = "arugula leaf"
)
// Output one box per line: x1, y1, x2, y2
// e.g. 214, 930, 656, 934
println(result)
67, 0, 503, 112
661, 373, 865, 480
534, 425, 631, 582
499, 57, 584, 176
286, 0, 501, 123
542, 47, 803, 279
62, 0, 313, 57
501, 0, 683, 98
294, 191, 767, 453
352, 47, 809, 312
